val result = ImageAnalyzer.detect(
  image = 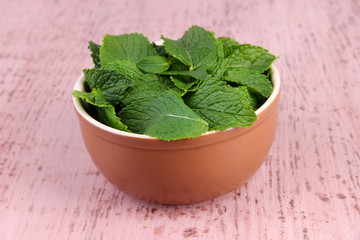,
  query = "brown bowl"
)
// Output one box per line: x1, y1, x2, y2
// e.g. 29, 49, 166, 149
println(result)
72, 65, 281, 204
